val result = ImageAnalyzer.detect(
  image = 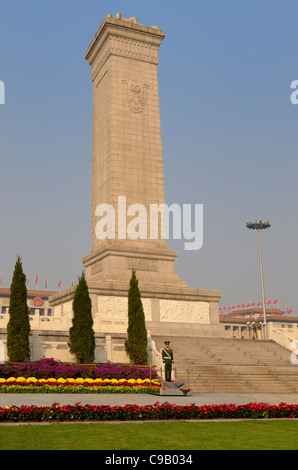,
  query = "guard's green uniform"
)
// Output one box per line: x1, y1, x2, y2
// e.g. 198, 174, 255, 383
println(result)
162, 345, 174, 381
